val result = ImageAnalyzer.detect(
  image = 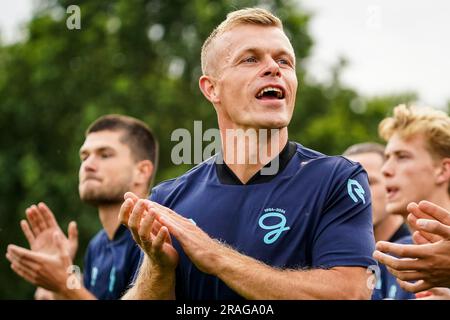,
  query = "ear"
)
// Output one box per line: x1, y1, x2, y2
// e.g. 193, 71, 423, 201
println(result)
199, 75, 220, 104
134, 160, 153, 186
435, 157, 450, 186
